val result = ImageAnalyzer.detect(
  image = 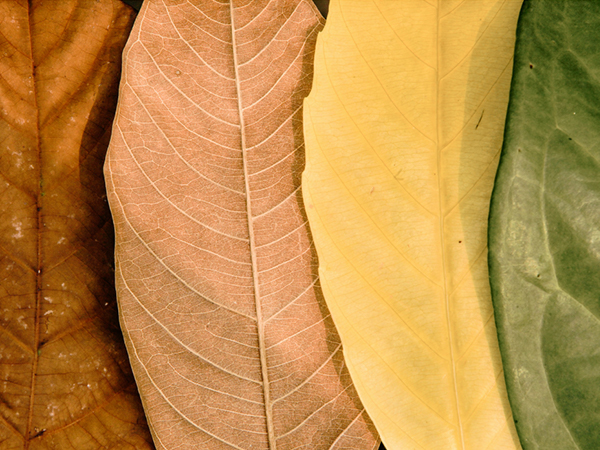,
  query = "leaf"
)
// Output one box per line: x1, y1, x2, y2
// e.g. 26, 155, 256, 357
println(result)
302, 1, 524, 448
104, 0, 379, 448
488, 1, 600, 448
0, 1, 153, 449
